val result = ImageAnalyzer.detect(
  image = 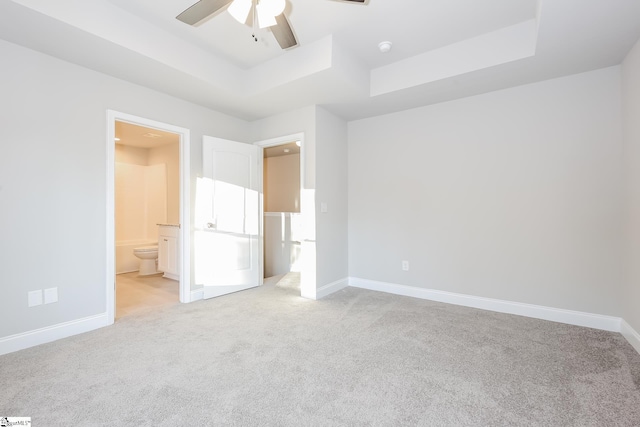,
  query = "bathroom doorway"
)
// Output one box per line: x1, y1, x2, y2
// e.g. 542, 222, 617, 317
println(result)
106, 111, 191, 324
114, 121, 180, 317
257, 135, 305, 293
